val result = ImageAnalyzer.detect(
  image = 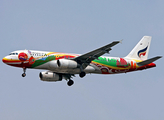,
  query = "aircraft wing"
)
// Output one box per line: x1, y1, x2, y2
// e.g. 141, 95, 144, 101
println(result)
73, 41, 121, 65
